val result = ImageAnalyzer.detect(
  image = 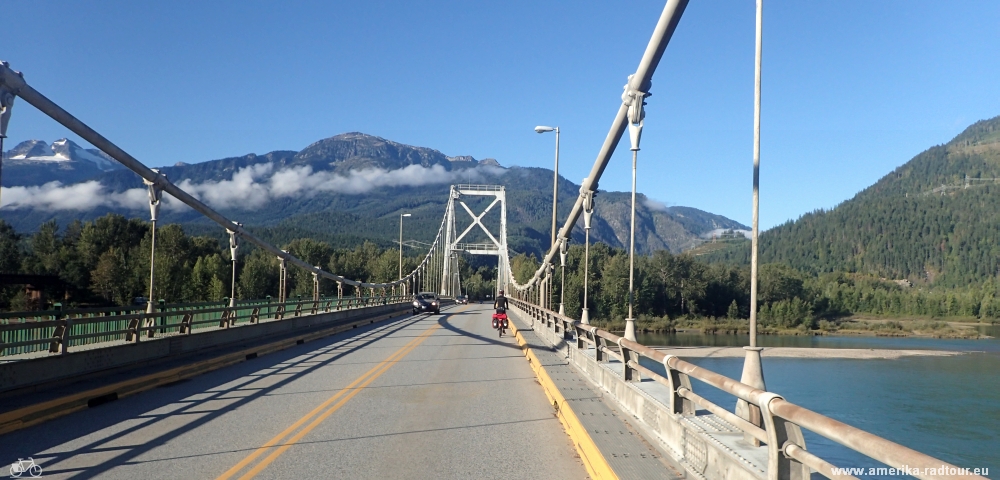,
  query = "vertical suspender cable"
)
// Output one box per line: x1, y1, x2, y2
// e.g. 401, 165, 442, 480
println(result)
749, 0, 764, 349
737, 0, 767, 445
